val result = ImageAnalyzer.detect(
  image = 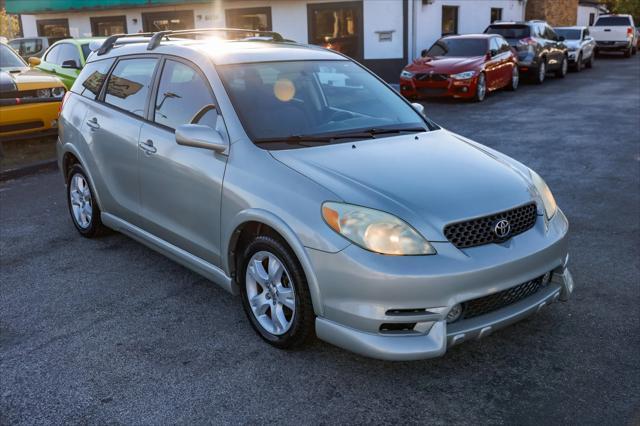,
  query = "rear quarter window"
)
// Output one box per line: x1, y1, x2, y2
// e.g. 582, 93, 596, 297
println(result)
70, 57, 115, 100
485, 25, 530, 39
594, 16, 632, 26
